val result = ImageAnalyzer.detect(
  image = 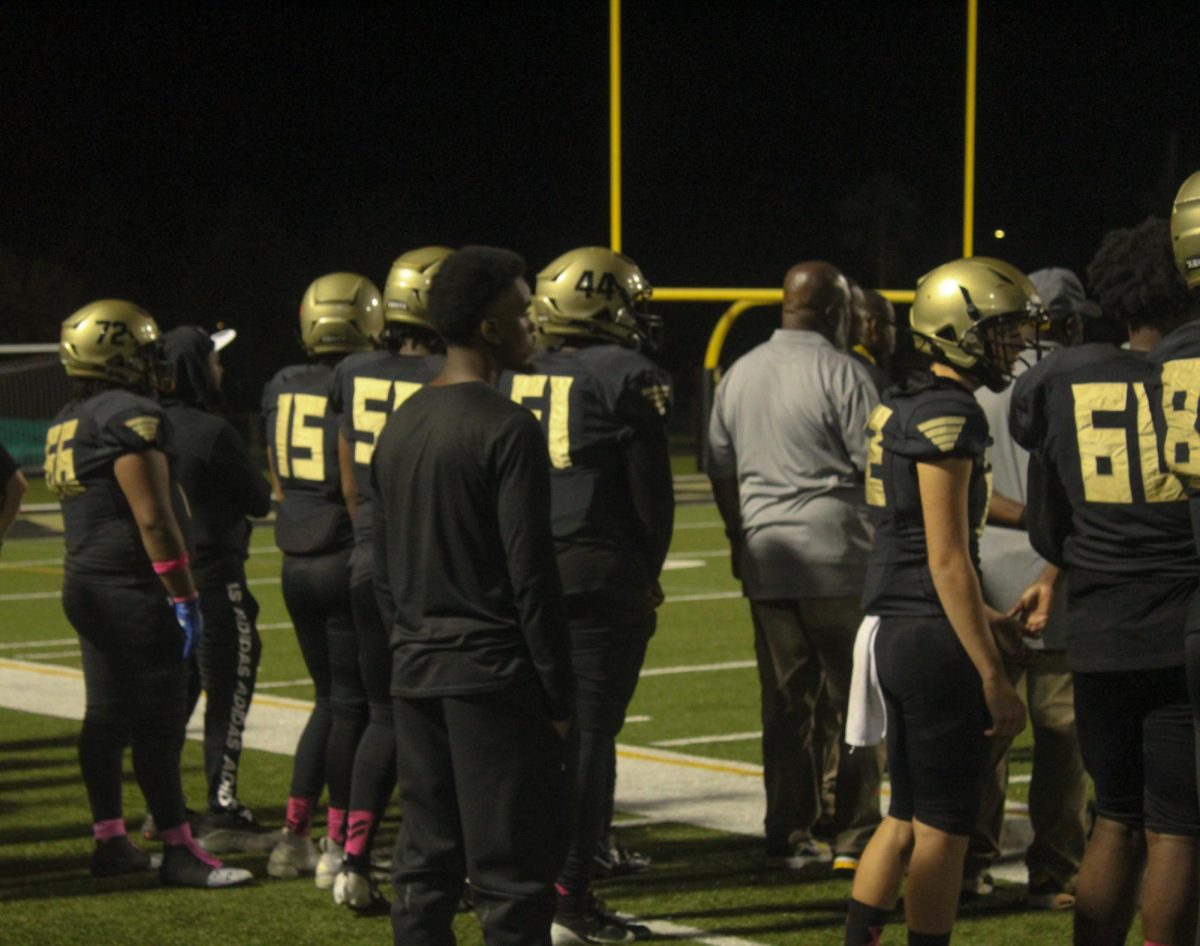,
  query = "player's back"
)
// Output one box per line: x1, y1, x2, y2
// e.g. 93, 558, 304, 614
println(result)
262, 362, 352, 556
1012, 343, 1197, 670
329, 350, 441, 552
1012, 344, 1193, 574
501, 344, 673, 595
